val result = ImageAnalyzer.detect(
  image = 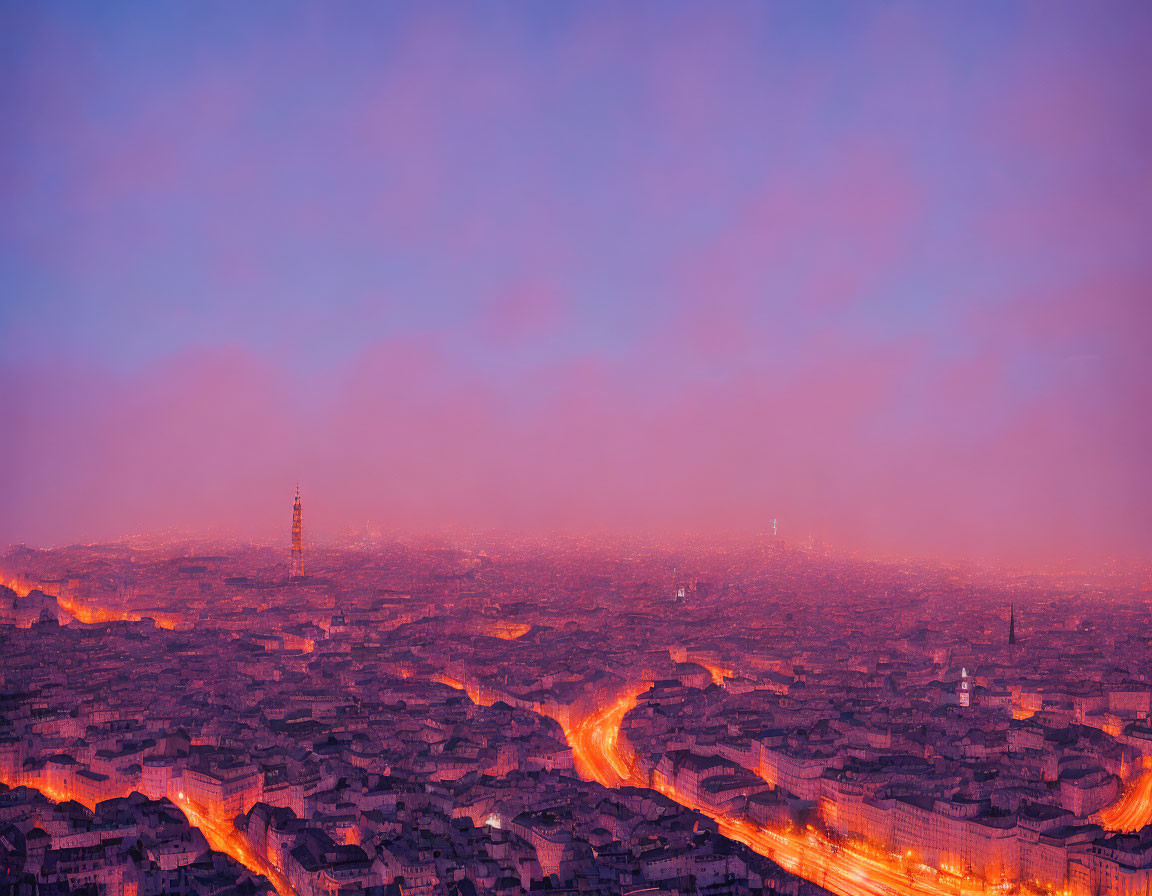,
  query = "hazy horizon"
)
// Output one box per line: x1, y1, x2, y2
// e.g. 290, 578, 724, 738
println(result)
3, 2, 1150, 566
